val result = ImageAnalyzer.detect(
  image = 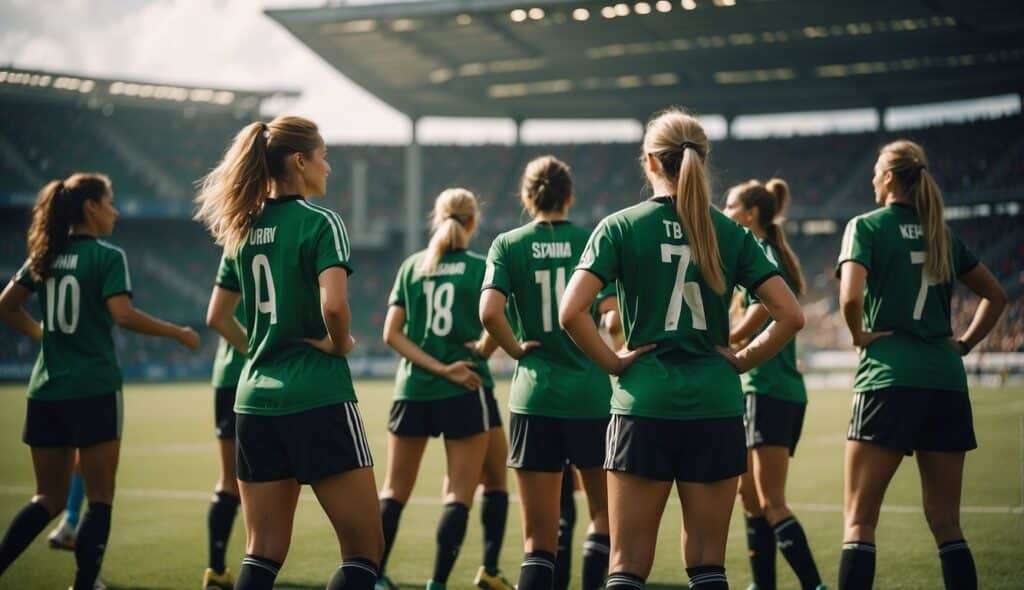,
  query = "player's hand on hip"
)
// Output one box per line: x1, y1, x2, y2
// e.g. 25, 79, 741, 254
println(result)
852, 329, 893, 349
613, 343, 656, 376
444, 360, 482, 390
177, 326, 201, 350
